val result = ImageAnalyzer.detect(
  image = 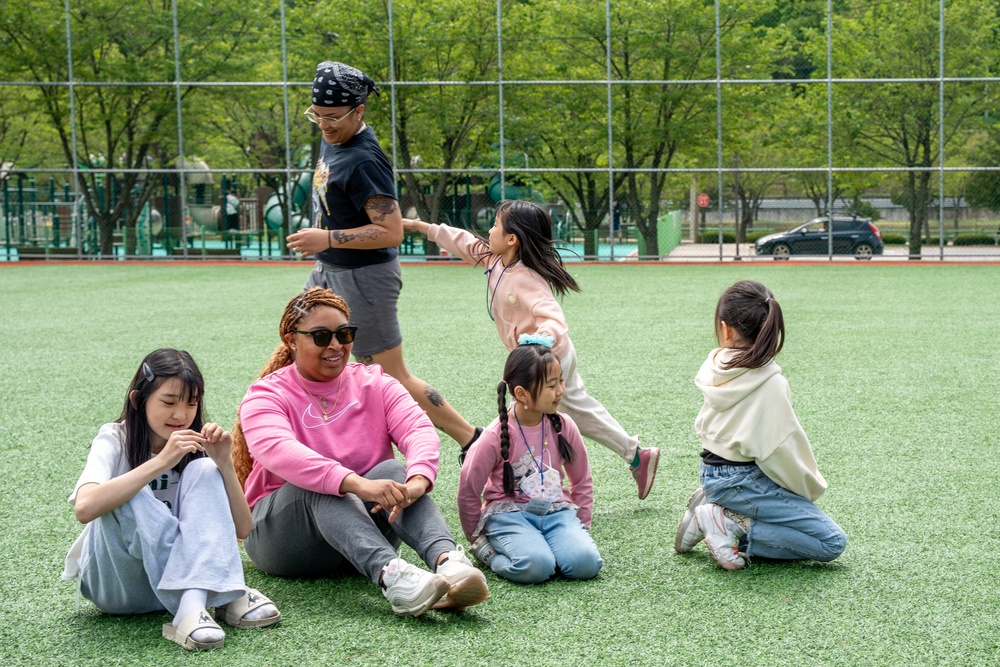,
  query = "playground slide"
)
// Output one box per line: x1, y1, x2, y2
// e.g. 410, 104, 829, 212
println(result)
264, 171, 311, 233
